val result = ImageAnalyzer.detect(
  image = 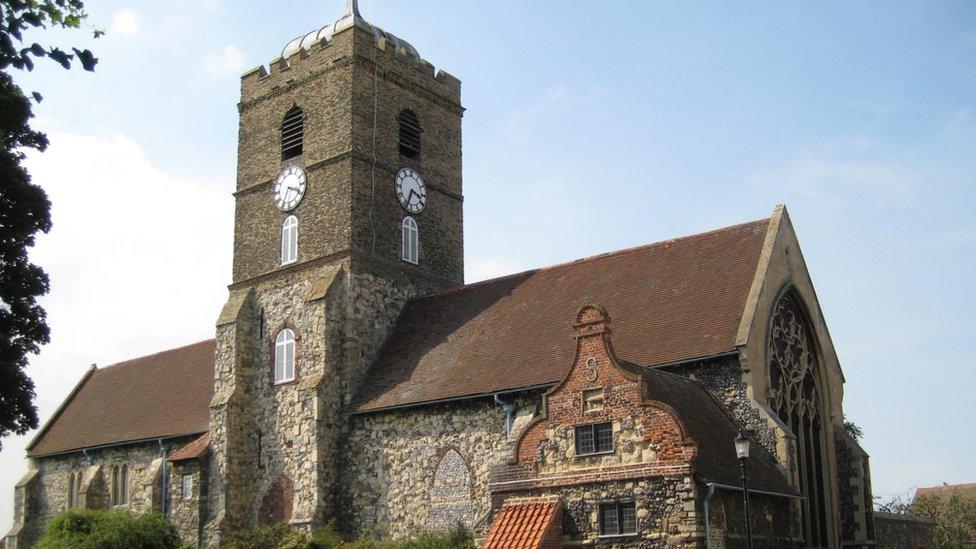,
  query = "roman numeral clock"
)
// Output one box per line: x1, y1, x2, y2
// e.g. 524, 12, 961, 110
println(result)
395, 168, 427, 214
